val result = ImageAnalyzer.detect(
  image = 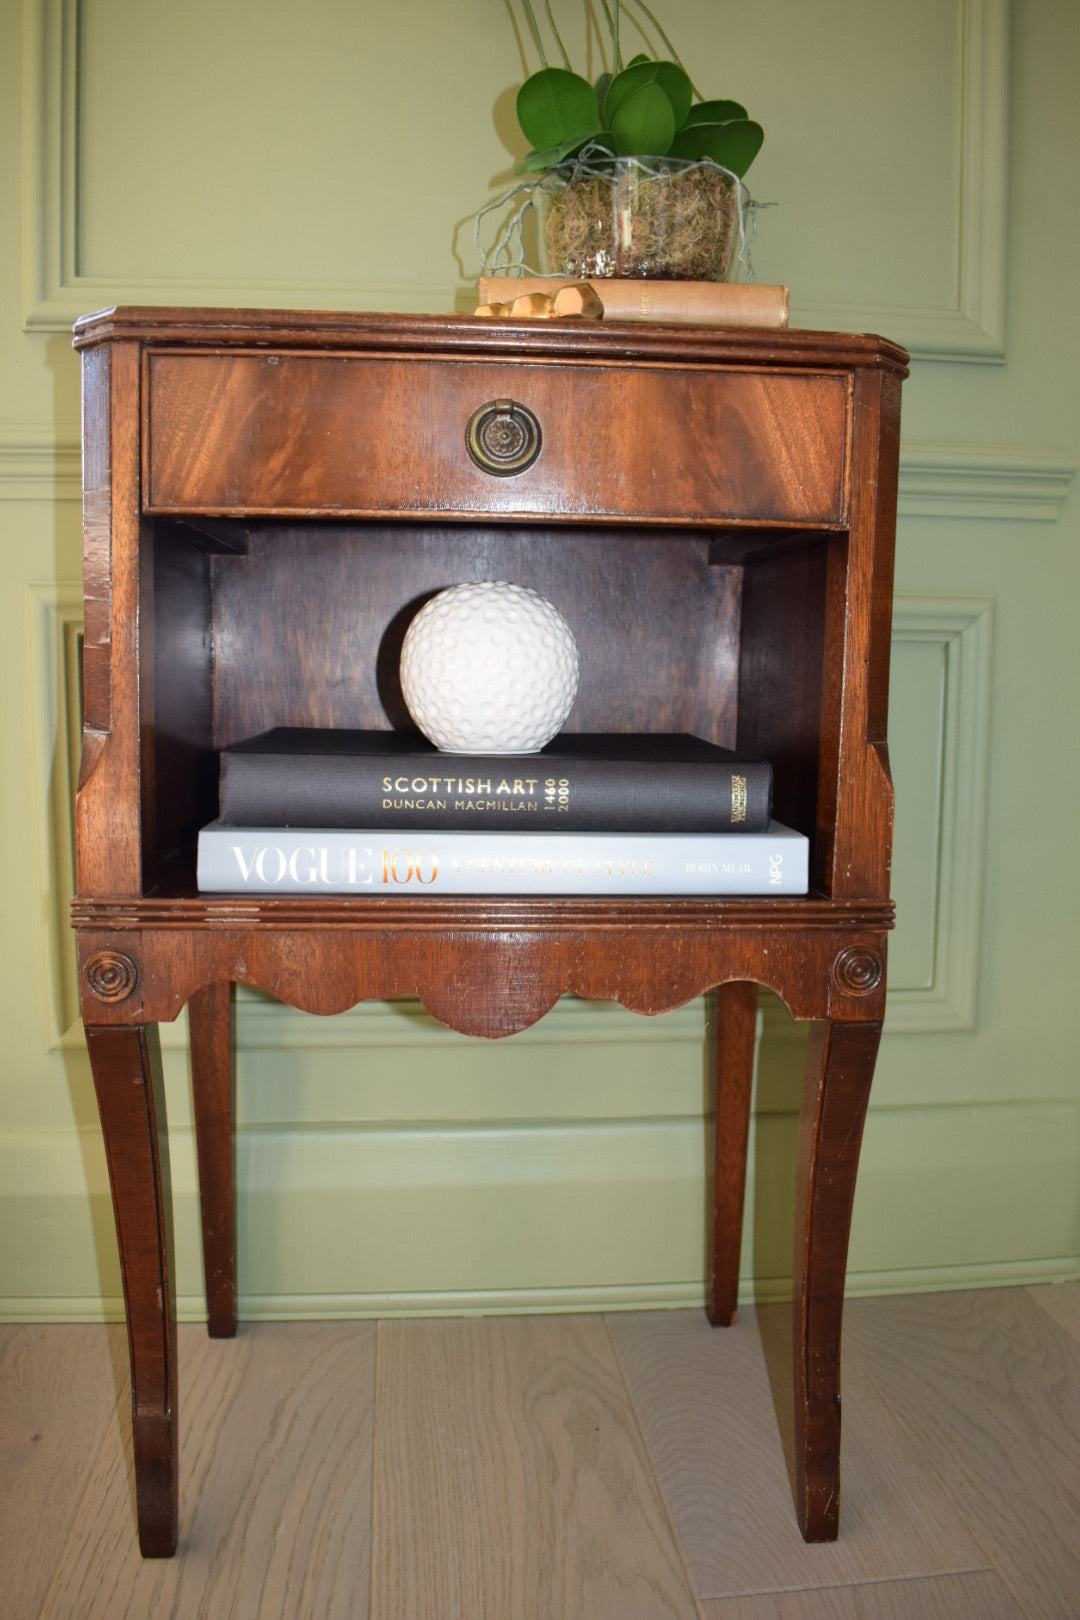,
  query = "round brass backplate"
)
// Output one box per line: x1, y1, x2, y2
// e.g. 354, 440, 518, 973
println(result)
465, 398, 542, 476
